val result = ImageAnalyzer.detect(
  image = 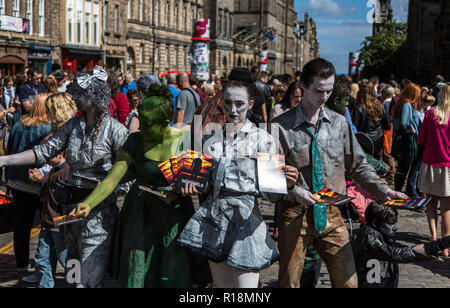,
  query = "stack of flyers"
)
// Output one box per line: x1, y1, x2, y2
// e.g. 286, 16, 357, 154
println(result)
158, 150, 214, 193
385, 197, 431, 210
257, 153, 287, 194
313, 187, 354, 206
52, 214, 85, 227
